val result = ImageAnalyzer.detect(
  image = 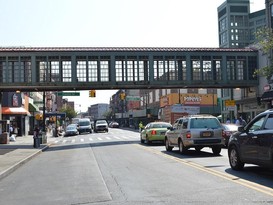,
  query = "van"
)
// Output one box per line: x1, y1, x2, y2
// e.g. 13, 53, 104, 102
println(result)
78, 118, 92, 134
